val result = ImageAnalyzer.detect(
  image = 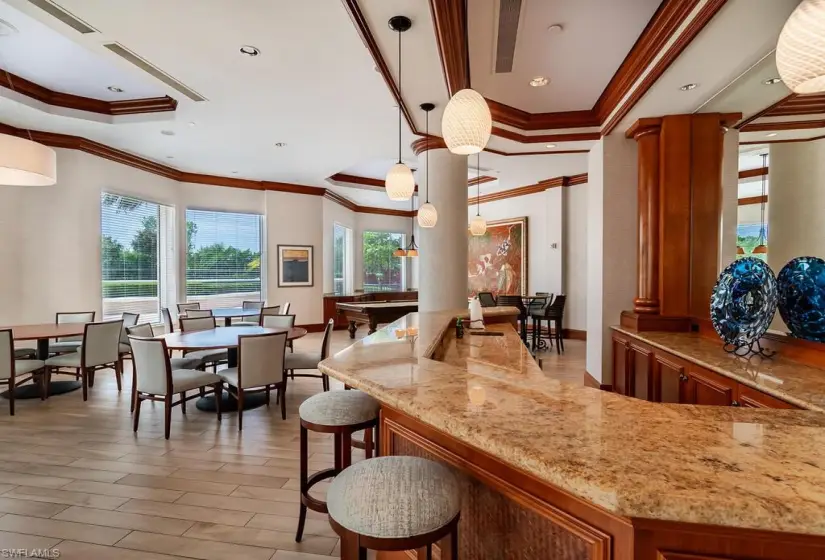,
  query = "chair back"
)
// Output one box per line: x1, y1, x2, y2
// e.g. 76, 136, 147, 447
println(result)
180, 316, 217, 332
238, 332, 287, 389
496, 295, 526, 318
82, 320, 123, 368
177, 303, 200, 313
528, 294, 552, 315
262, 314, 295, 329
129, 336, 172, 396
0, 329, 12, 381
477, 292, 497, 307
56, 311, 95, 342
161, 308, 174, 334
243, 301, 265, 310
184, 309, 213, 319
127, 323, 154, 338
320, 318, 335, 360
281, 302, 291, 315
545, 294, 567, 317
120, 312, 140, 345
